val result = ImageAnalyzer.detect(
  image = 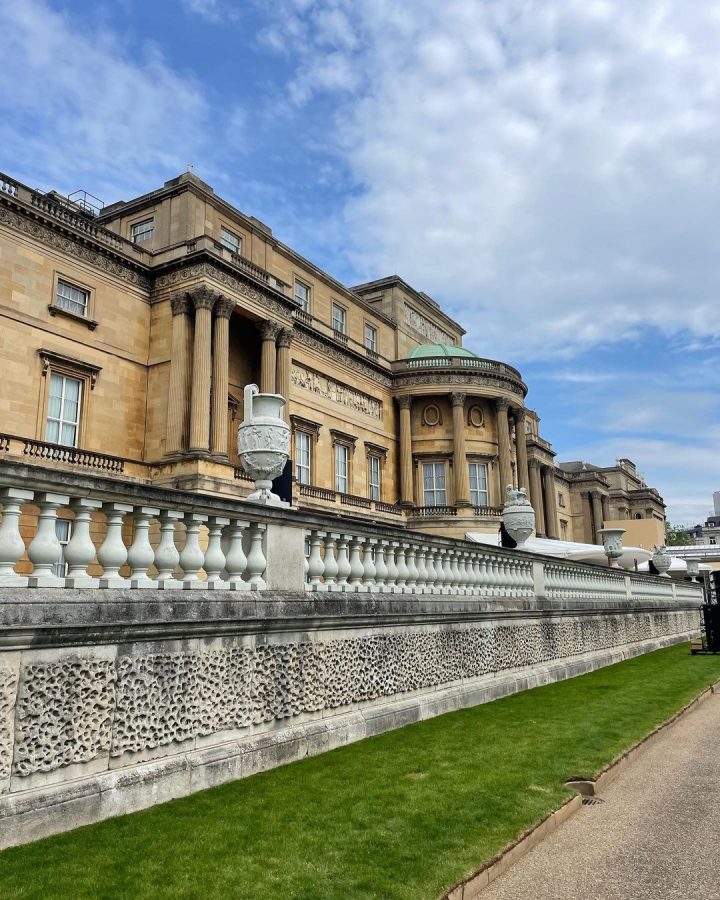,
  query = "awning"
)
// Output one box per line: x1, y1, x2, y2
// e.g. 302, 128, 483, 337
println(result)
465, 531, 653, 570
